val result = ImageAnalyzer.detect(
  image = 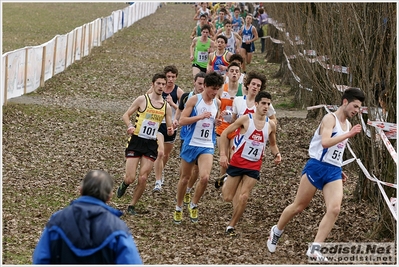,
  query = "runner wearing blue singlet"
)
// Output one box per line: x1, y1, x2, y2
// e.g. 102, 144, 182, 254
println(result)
238, 14, 258, 73
231, 7, 244, 33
